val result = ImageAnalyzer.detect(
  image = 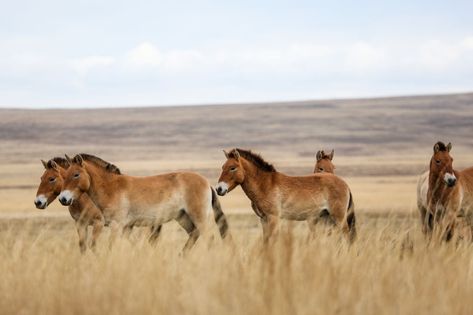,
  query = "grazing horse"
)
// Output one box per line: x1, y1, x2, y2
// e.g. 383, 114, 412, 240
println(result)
216, 148, 356, 242
426, 141, 473, 240
58, 154, 230, 251
34, 157, 110, 252
314, 149, 335, 173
